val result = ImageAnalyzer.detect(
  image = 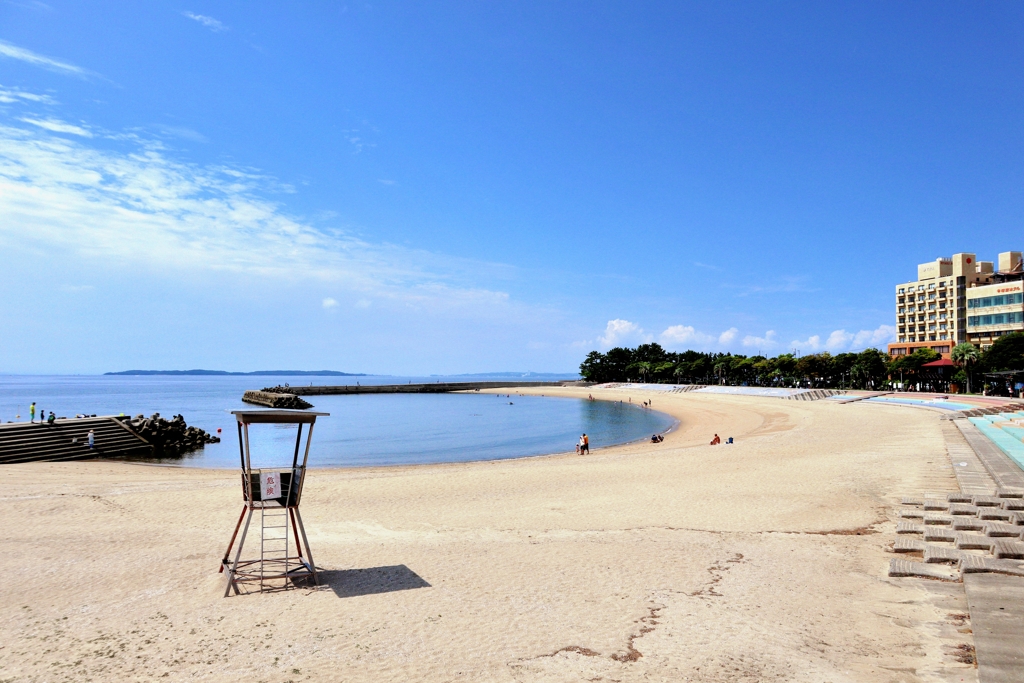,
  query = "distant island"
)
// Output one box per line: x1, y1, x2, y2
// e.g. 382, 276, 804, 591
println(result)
433, 372, 580, 378
104, 370, 368, 376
